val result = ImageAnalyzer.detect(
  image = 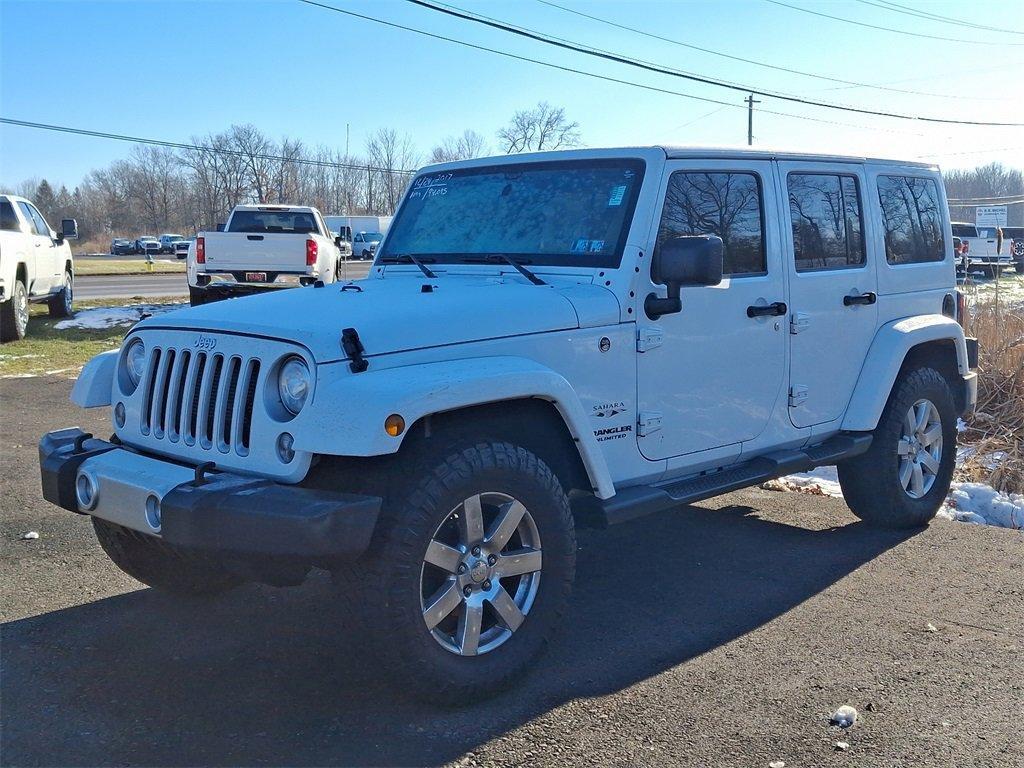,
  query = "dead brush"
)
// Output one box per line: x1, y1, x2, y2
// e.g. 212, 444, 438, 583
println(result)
959, 292, 1024, 494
